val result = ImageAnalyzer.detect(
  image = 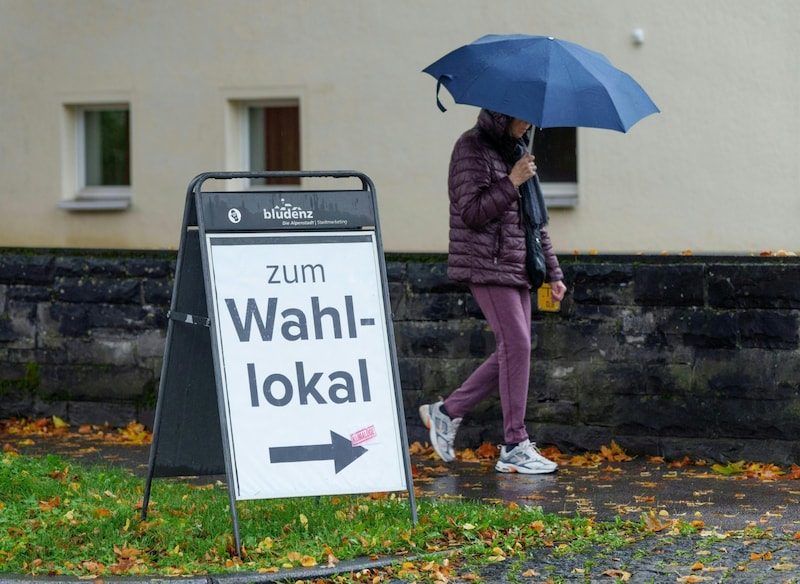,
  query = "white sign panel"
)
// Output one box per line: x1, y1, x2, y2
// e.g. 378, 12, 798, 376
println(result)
205, 231, 407, 500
